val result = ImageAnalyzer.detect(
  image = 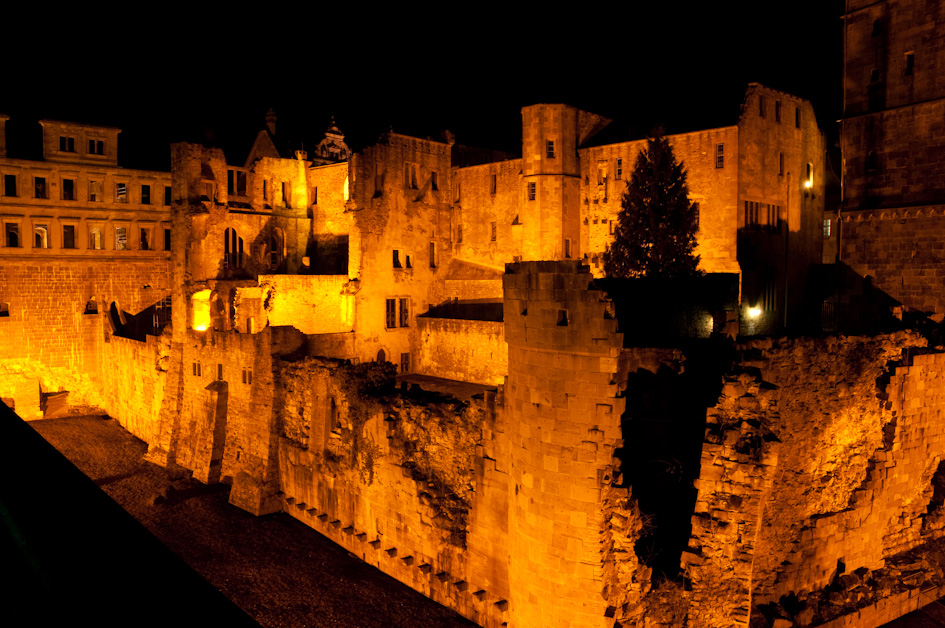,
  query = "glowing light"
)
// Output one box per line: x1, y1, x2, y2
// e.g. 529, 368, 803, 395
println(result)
343, 176, 349, 201
804, 179, 813, 189
192, 289, 211, 331
748, 307, 762, 319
